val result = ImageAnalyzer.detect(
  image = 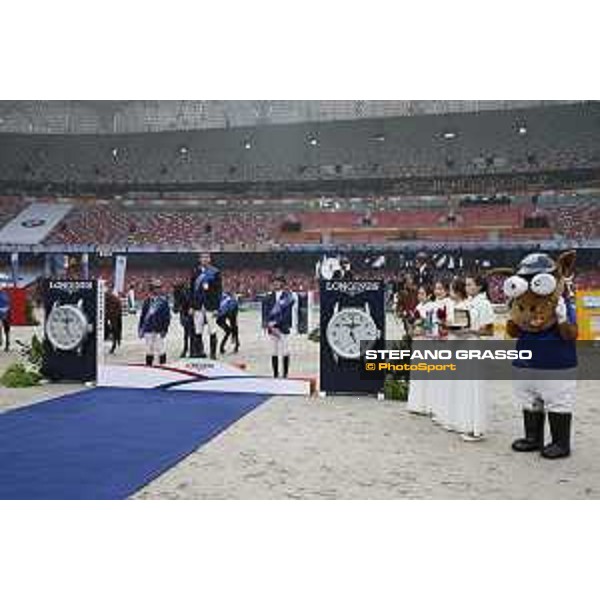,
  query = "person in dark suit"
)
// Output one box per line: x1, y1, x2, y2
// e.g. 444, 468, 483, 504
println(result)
189, 252, 222, 359
413, 252, 433, 287
262, 274, 296, 378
